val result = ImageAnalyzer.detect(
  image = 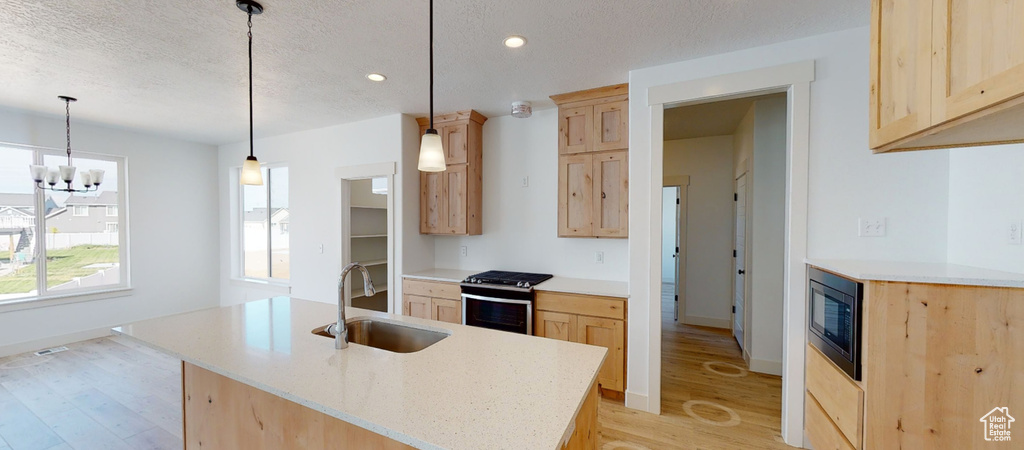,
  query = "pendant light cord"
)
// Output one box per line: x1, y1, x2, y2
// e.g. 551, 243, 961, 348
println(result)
243, 7, 251, 159
65, 99, 72, 166
429, 0, 434, 130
